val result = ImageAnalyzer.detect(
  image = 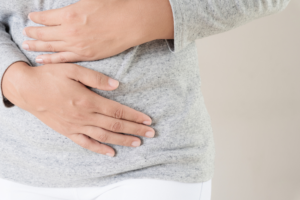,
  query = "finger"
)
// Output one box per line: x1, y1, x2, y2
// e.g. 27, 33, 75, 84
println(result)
90, 114, 155, 138
64, 64, 120, 90
92, 95, 152, 125
83, 126, 142, 147
35, 52, 84, 64
28, 9, 64, 26
22, 40, 68, 53
71, 133, 115, 156
23, 26, 64, 41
